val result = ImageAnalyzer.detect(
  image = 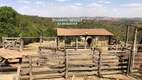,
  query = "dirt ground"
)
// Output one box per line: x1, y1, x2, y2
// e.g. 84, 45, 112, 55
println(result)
0, 42, 142, 80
